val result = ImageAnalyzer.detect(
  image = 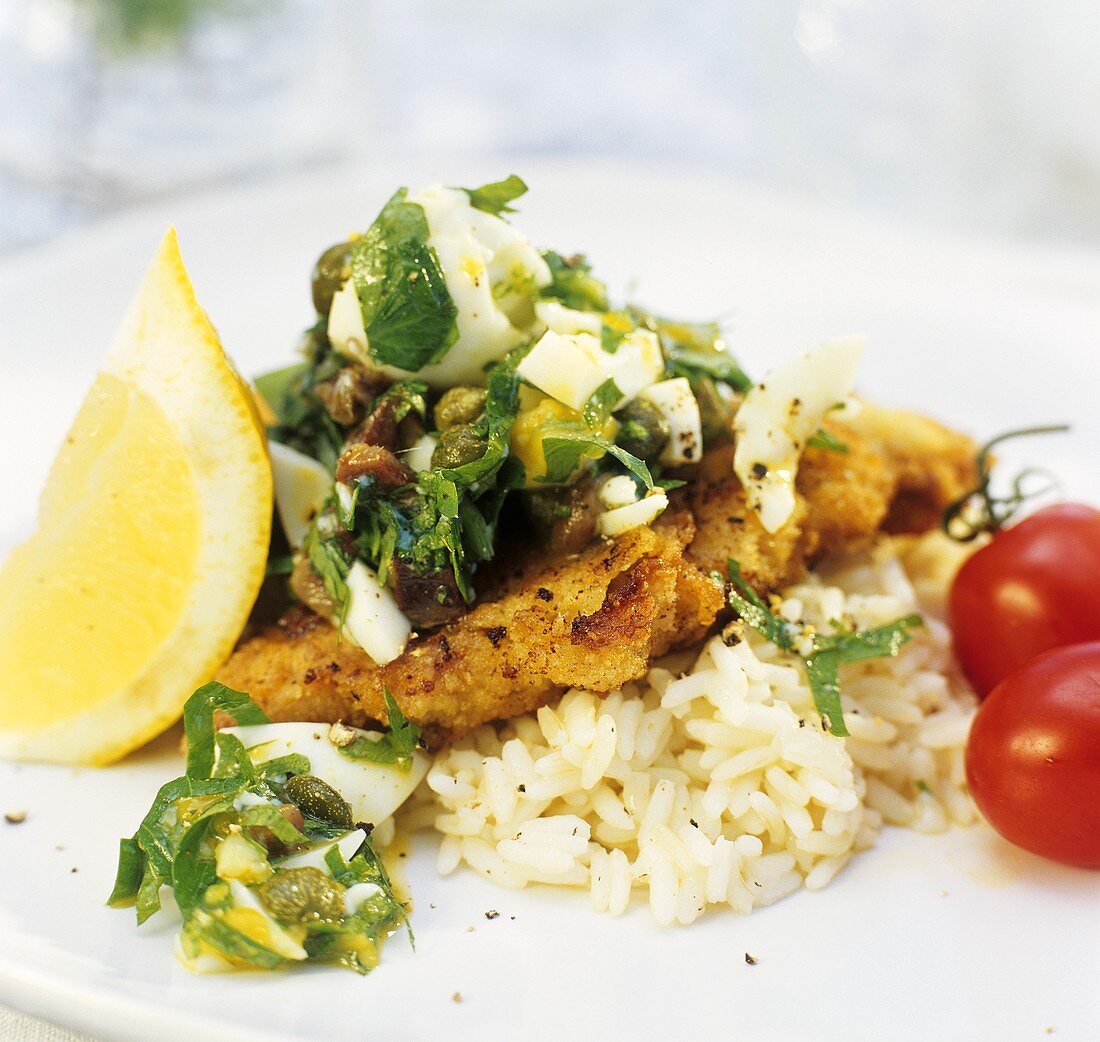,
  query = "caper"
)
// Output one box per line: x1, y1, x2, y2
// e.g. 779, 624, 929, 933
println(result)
258, 867, 346, 925
431, 423, 488, 468
284, 774, 353, 829
311, 241, 353, 316
615, 398, 670, 463
434, 386, 487, 431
